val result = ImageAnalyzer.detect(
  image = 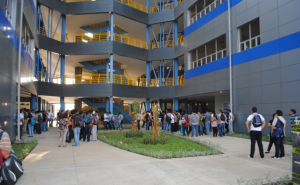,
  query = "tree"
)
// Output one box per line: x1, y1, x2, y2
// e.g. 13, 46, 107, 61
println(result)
131, 101, 139, 133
